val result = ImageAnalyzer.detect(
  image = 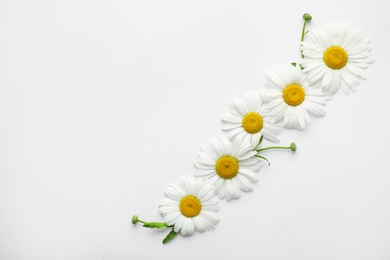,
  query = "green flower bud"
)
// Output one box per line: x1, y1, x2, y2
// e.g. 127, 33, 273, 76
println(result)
302, 13, 312, 22
290, 142, 297, 152
132, 215, 138, 224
